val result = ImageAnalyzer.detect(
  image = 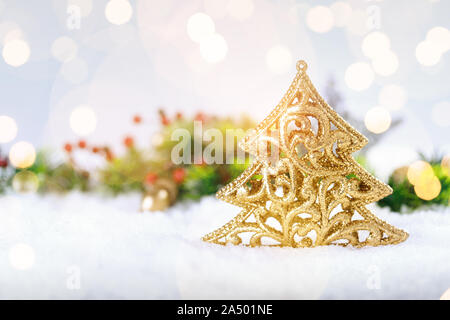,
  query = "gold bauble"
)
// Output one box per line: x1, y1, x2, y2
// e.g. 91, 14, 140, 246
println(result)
391, 166, 409, 184
153, 177, 178, 204
141, 177, 178, 212
12, 171, 39, 193
141, 188, 171, 212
